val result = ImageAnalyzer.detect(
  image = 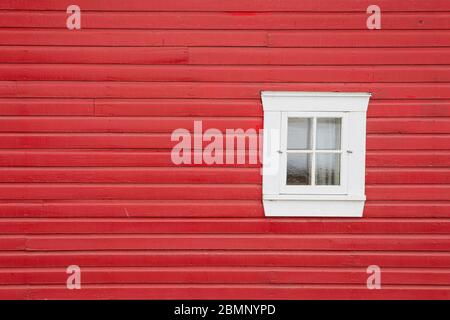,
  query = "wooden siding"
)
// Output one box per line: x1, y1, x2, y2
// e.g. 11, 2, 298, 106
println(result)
0, 0, 449, 299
